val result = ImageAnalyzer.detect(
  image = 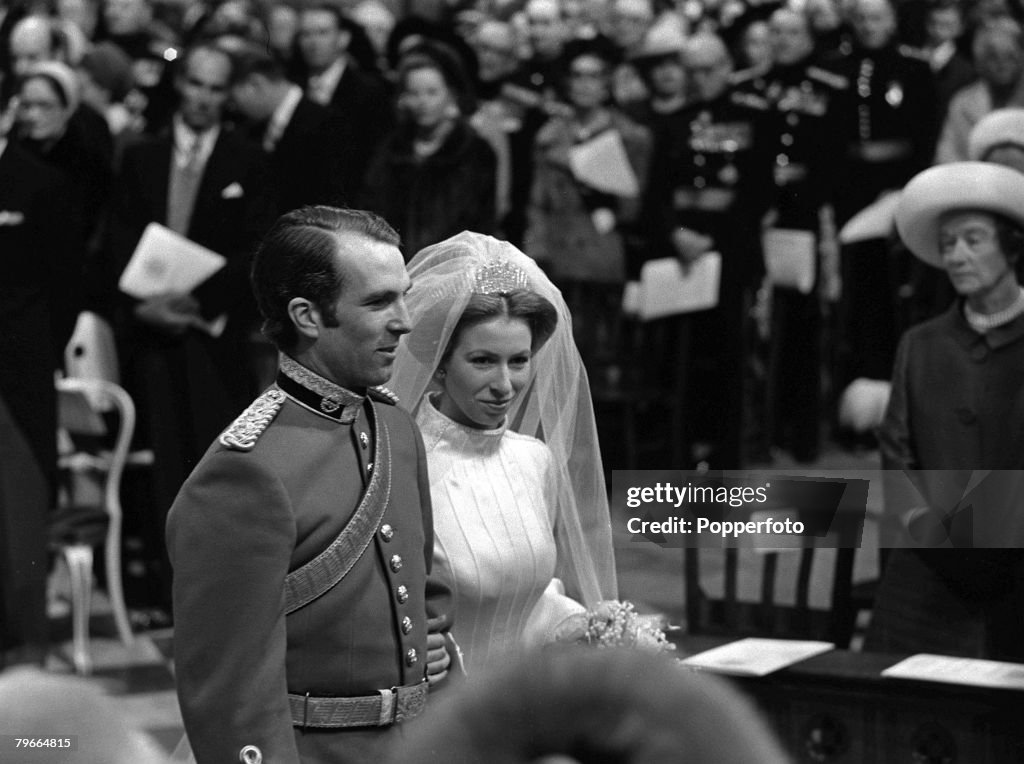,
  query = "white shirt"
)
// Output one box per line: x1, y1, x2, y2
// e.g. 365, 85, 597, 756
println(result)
307, 57, 346, 106
265, 85, 304, 152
